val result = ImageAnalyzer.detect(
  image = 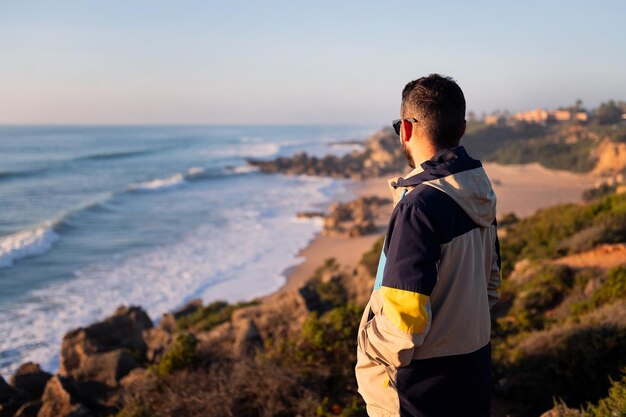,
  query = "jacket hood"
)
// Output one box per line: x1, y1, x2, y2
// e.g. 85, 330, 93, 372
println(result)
388, 146, 497, 227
